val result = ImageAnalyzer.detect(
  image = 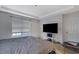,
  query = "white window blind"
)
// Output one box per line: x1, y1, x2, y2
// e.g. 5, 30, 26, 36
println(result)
11, 17, 31, 37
